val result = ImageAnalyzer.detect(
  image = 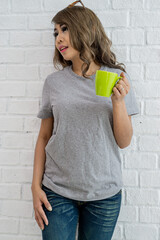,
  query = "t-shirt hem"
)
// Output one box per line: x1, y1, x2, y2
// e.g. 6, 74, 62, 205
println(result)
42, 178, 123, 201
37, 109, 53, 119
127, 110, 139, 116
